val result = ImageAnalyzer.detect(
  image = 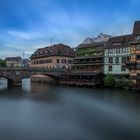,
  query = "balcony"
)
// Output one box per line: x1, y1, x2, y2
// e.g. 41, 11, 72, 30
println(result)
131, 40, 140, 45
73, 63, 103, 66
74, 59, 103, 65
